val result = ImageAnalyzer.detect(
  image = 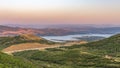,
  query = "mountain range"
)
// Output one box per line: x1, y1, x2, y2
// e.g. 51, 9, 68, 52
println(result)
0, 25, 120, 36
